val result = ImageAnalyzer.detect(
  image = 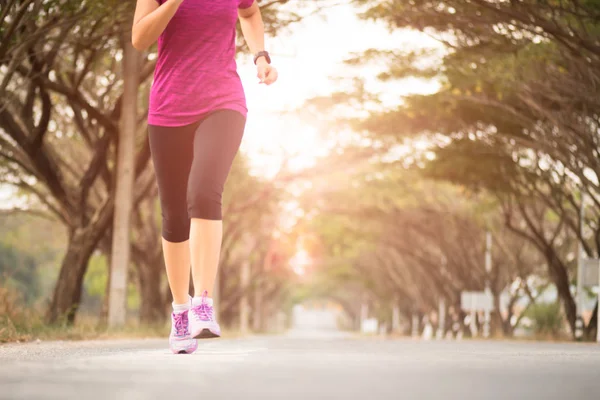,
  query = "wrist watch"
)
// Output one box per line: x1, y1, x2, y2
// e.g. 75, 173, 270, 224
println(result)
253, 51, 271, 65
